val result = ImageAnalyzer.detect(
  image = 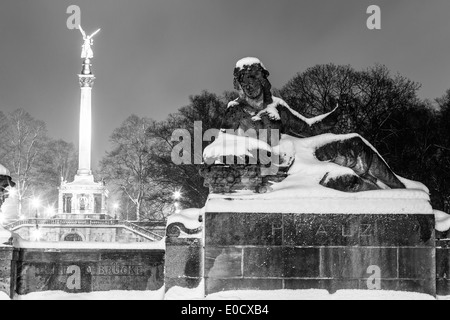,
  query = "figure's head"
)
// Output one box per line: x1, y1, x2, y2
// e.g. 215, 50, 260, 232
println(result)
233, 57, 273, 103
